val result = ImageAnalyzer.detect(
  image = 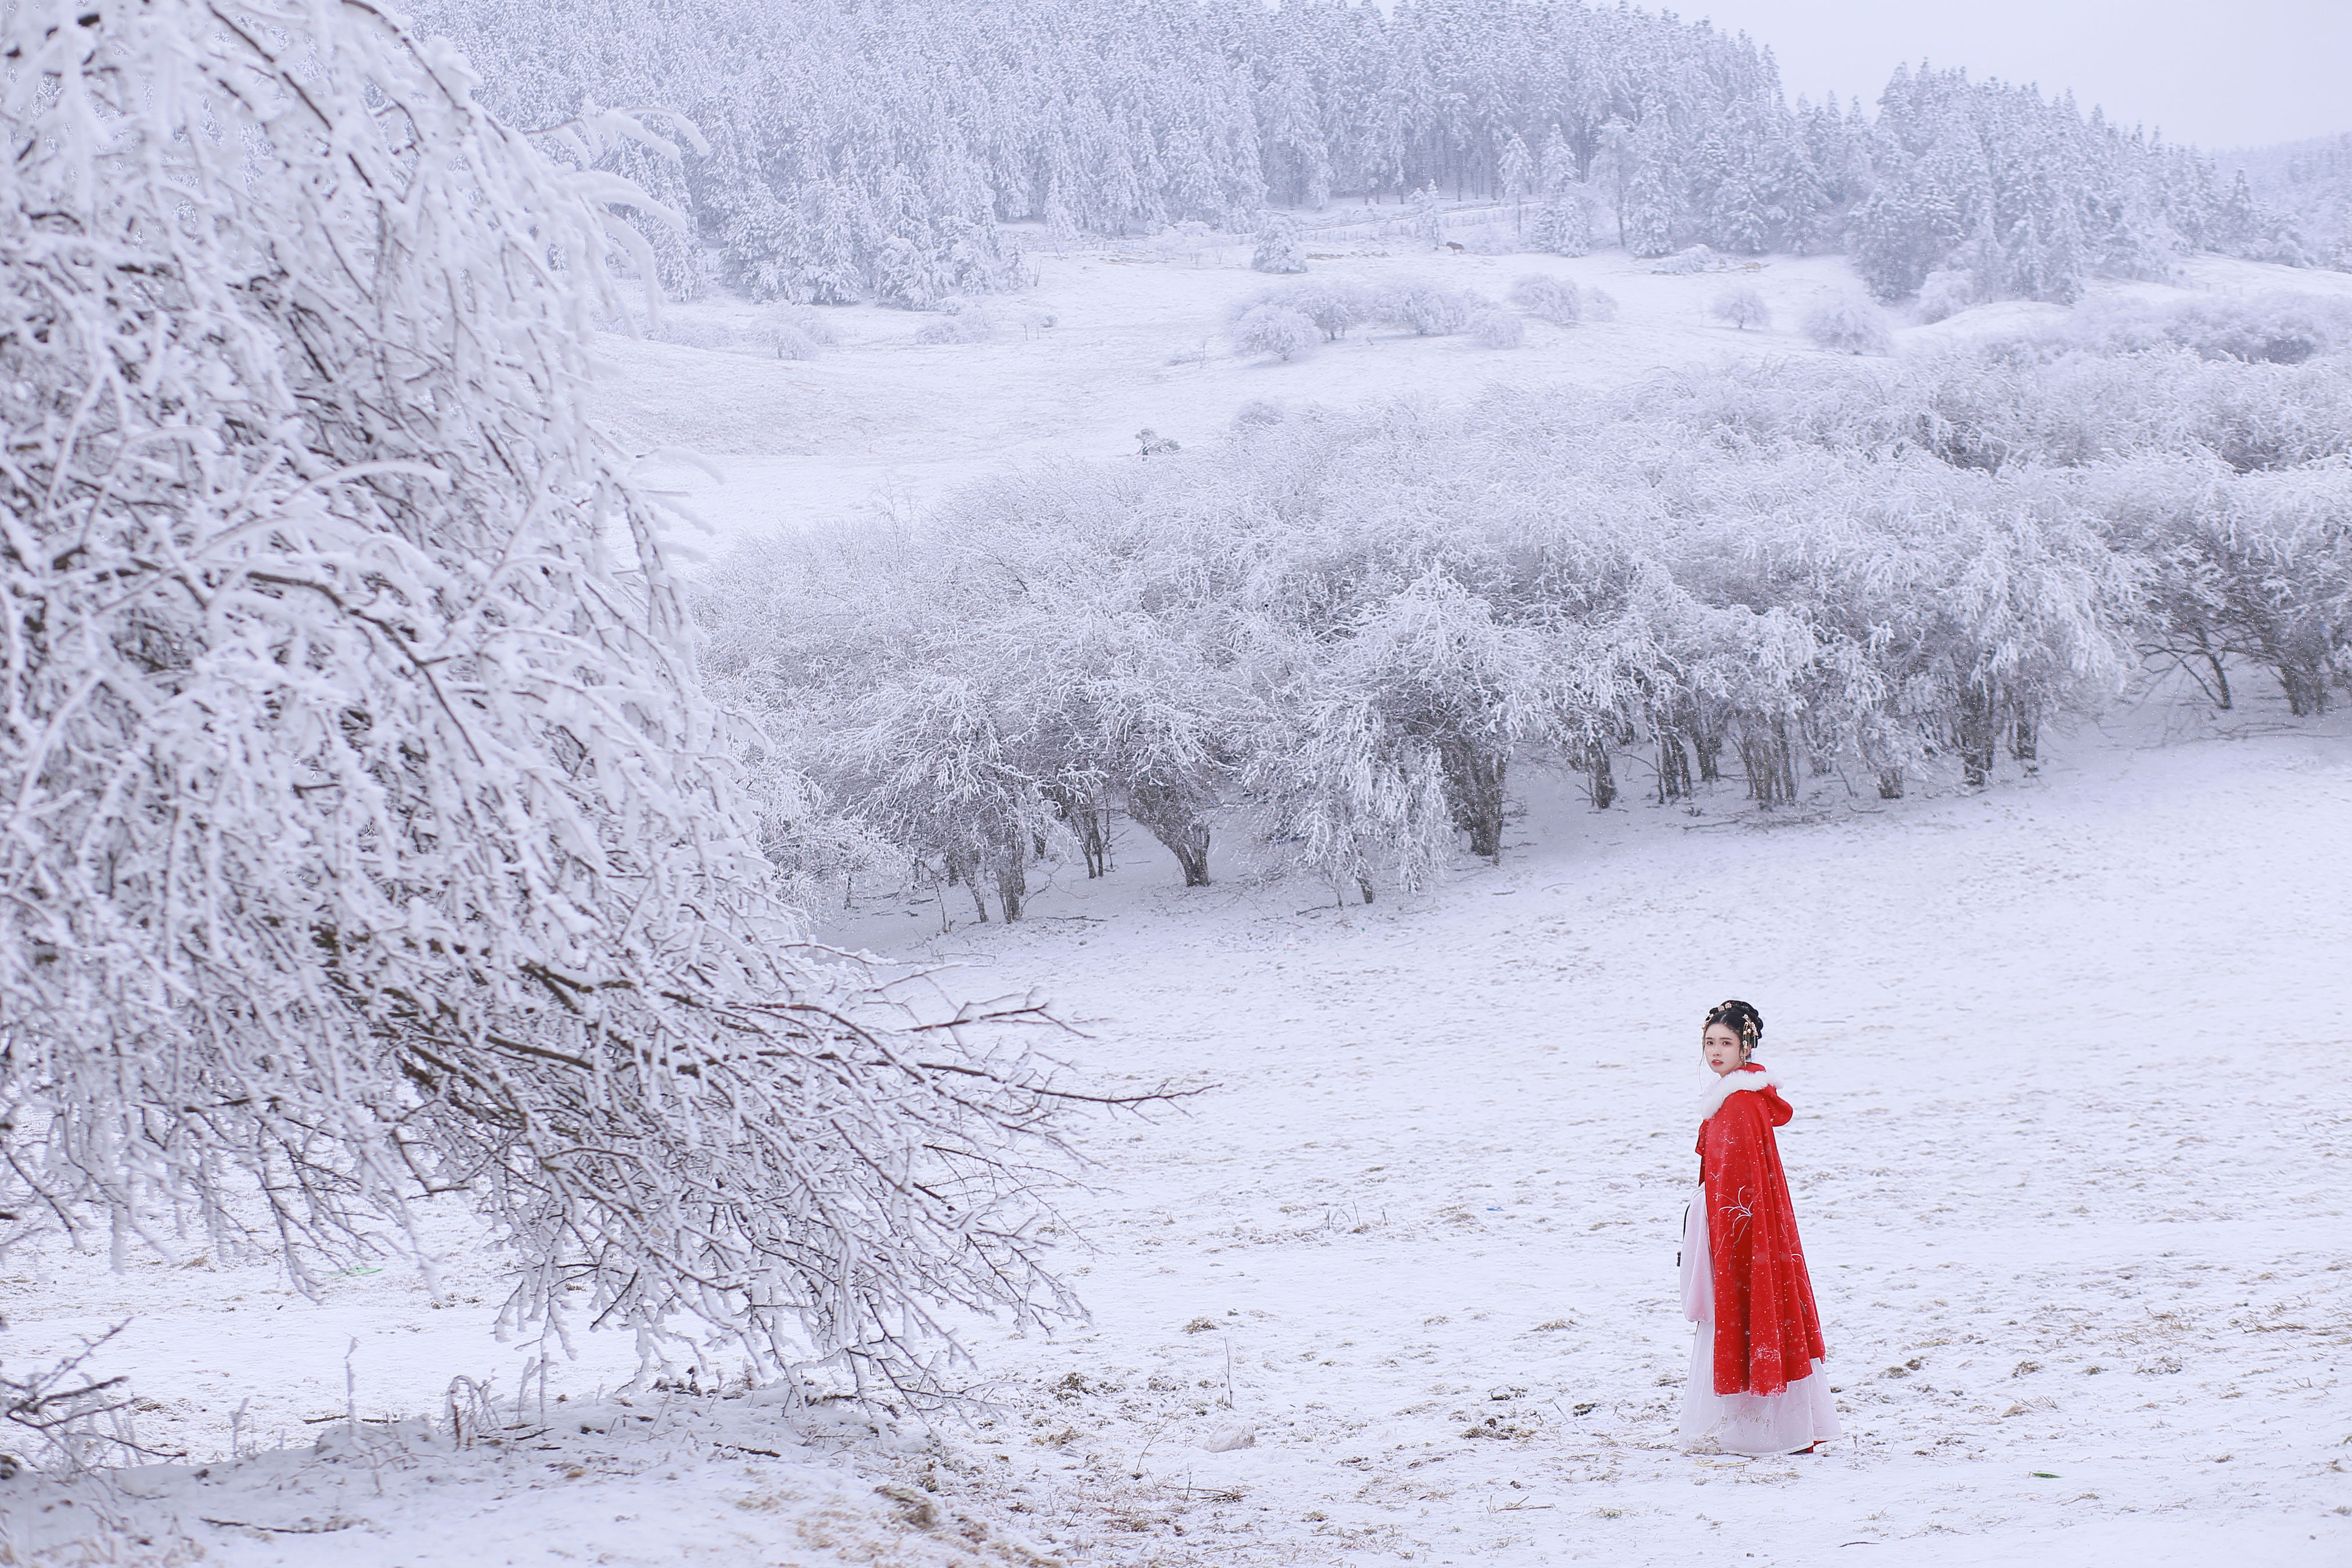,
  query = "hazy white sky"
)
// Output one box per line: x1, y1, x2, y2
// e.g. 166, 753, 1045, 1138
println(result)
1692, 0, 2350, 150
